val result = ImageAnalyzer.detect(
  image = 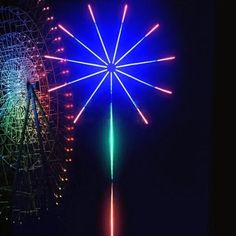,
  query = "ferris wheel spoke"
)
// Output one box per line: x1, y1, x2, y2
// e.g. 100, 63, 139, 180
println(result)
58, 24, 108, 65
74, 72, 109, 123
115, 24, 160, 65
44, 55, 106, 68
113, 72, 149, 125
116, 69, 173, 94
48, 69, 107, 92
88, 4, 110, 63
